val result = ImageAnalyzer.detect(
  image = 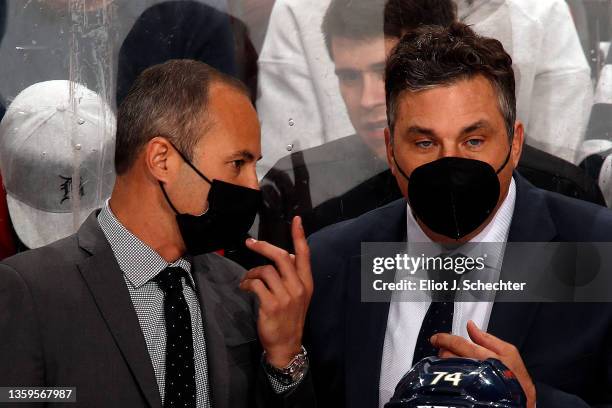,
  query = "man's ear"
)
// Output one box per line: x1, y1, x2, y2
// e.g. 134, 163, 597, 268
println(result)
145, 137, 176, 183
510, 121, 524, 169
385, 126, 397, 177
